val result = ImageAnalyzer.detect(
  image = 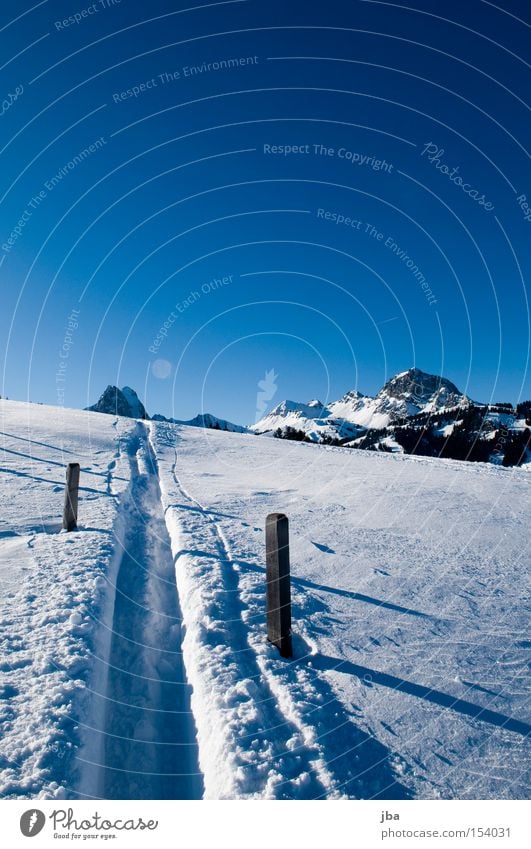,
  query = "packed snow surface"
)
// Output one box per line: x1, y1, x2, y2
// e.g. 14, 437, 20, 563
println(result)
0, 400, 529, 800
